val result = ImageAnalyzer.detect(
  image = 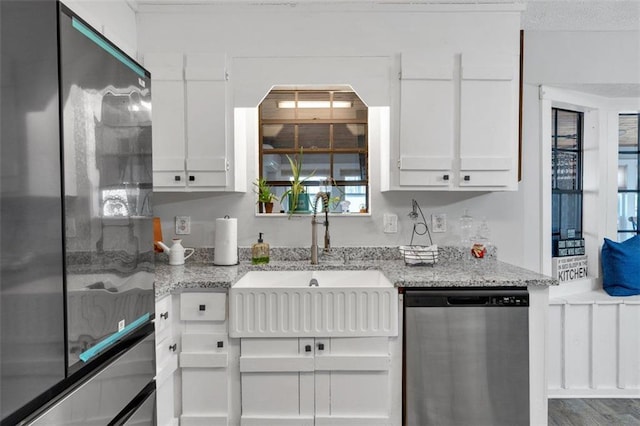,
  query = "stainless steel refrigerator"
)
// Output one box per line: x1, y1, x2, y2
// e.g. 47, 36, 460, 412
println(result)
1, 1, 155, 424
